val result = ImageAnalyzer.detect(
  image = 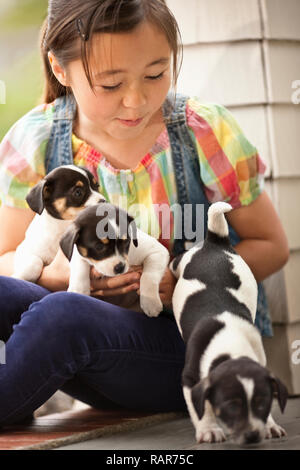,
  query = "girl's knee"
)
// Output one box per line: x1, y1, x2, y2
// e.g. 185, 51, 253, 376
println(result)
23, 292, 108, 339
26, 292, 89, 324
0, 277, 50, 337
